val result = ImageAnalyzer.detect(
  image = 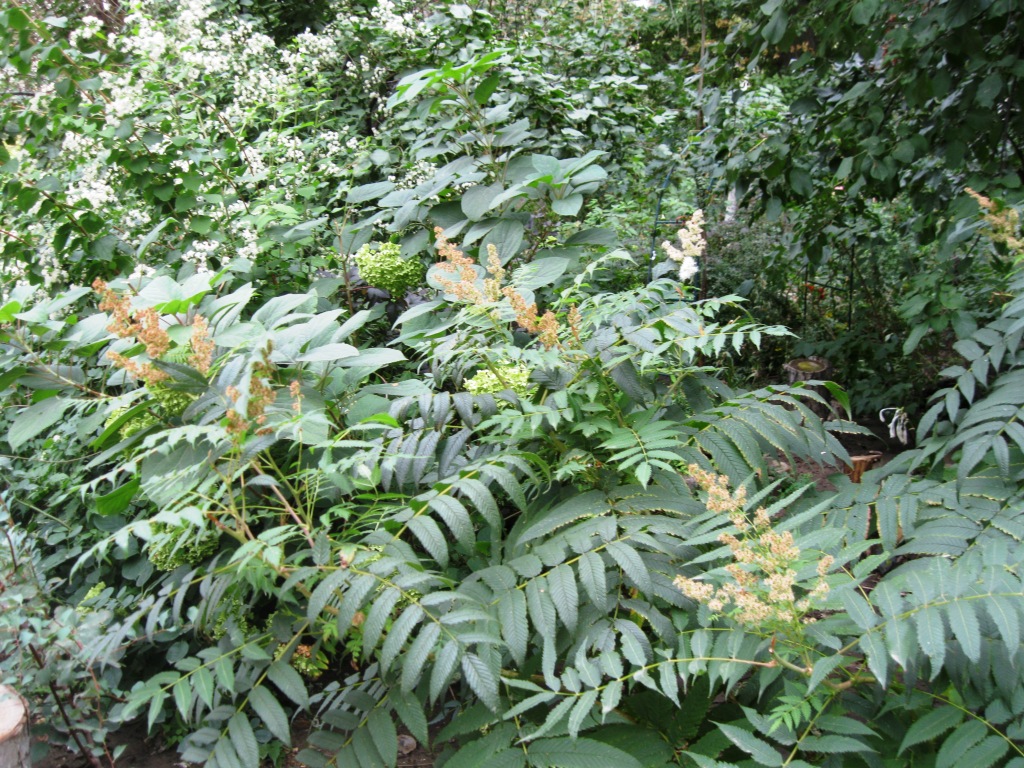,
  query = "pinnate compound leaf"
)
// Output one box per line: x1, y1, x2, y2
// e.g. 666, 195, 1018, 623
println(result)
716, 724, 783, 767
605, 541, 651, 593
526, 737, 643, 768
267, 660, 309, 708
915, 605, 947, 674
461, 652, 500, 711
947, 599, 982, 662
228, 713, 260, 768
248, 686, 291, 745
797, 734, 869, 753
936, 720, 987, 768
367, 709, 398, 767
430, 640, 461, 704
567, 689, 599, 737
958, 736, 1009, 768
402, 622, 441, 692
899, 706, 964, 754
547, 564, 579, 632
391, 689, 429, 746
498, 588, 529, 666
